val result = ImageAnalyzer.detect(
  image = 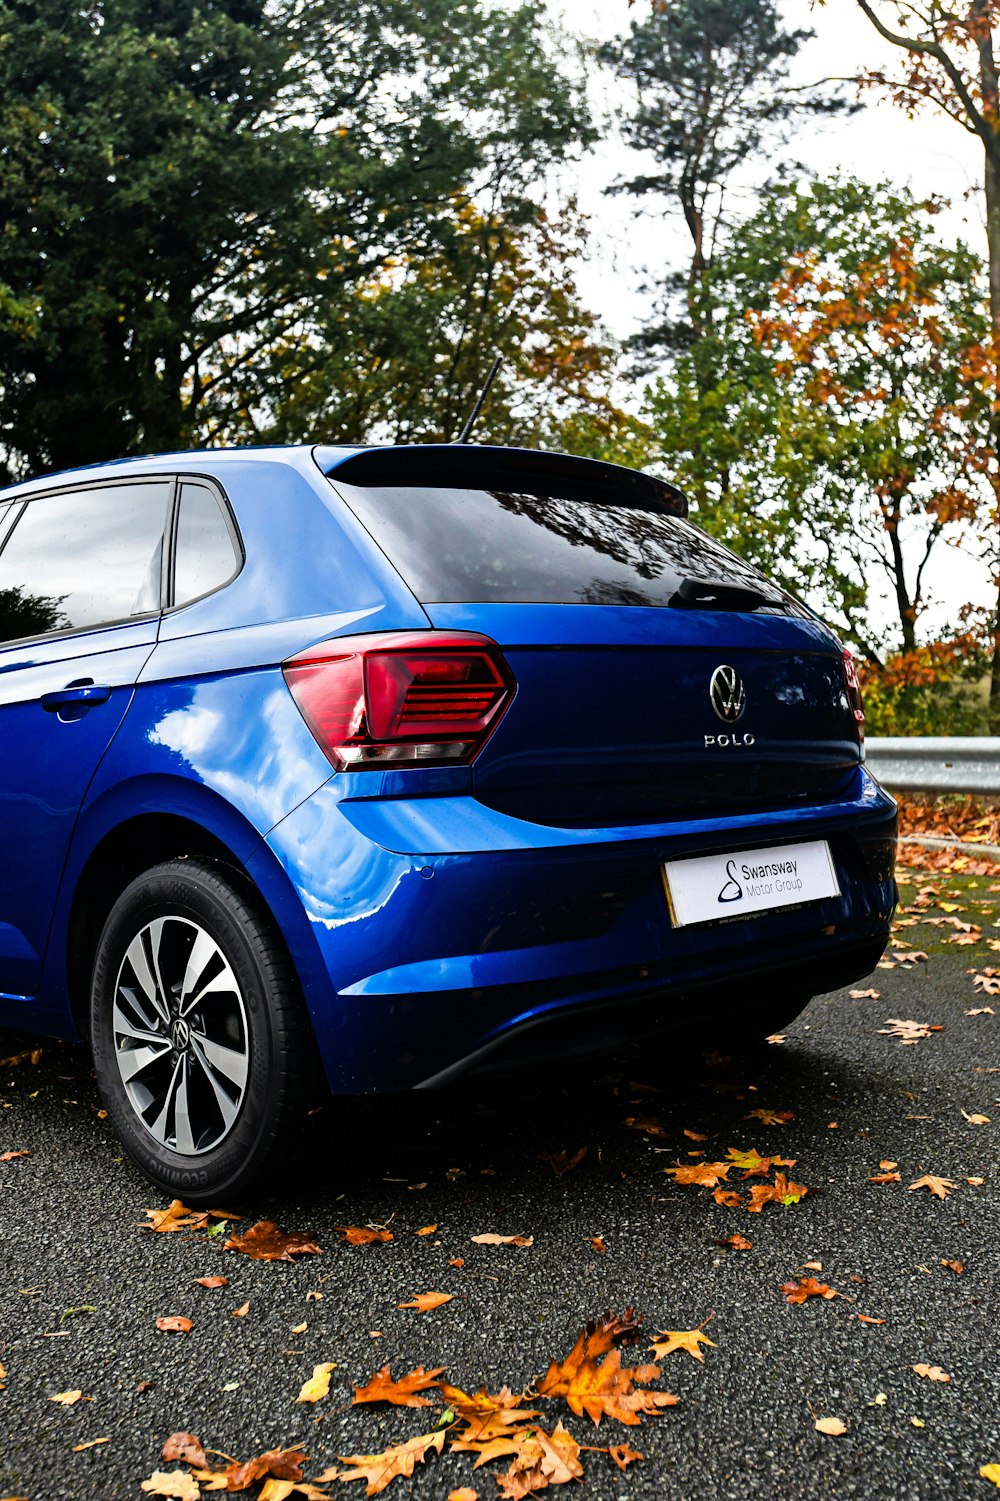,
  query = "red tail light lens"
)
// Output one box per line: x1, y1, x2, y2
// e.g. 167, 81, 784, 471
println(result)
842, 649, 865, 746
283, 631, 514, 770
